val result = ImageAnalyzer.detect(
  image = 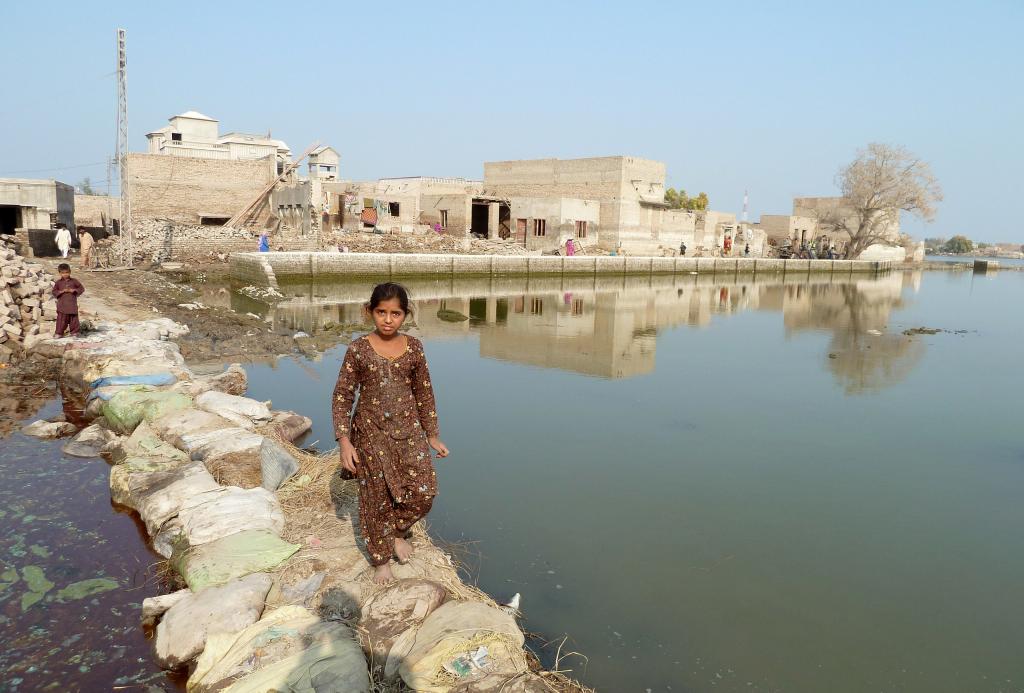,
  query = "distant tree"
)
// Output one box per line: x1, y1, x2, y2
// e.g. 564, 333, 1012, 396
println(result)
923, 236, 947, 251
943, 235, 973, 254
688, 192, 709, 211
78, 177, 95, 195
664, 188, 688, 209
817, 143, 943, 259
976, 242, 990, 249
